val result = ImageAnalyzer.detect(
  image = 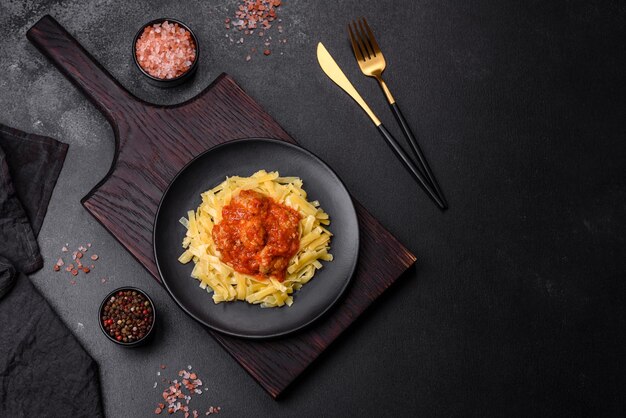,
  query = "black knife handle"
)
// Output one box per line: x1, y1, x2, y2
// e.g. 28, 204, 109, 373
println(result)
390, 102, 447, 207
377, 124, 446, 210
